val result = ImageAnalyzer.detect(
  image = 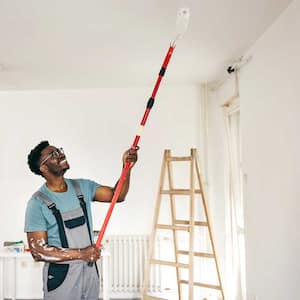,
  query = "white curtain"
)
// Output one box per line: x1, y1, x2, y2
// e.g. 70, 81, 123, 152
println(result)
223, 102, 246, 300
